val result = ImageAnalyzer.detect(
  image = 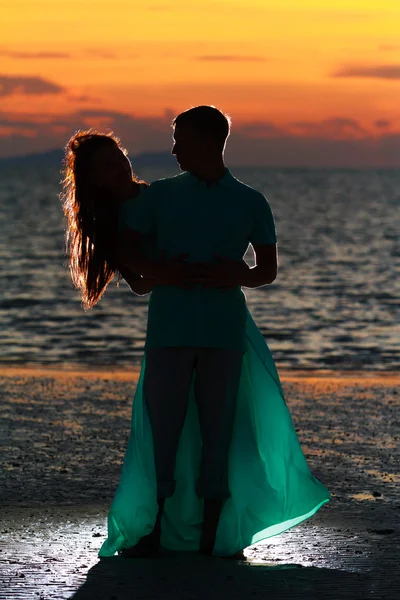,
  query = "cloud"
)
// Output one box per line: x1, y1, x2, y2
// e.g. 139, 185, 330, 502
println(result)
83, 49, 118, 60
0, 48, 137, 62
67, 94, 102, 103
374, 119, 391, 128
0, 109, 174, 156
226, 131, 400, 168
76, 109, 173, 151
290, 118, 366, 138
195, 55, 266, 62
333, 64, 400, 80
0, 50, 72, 59
0, 110, 399, 167
83, 49, 140, 60
0, 75, 64, 97
0, 48, 132, 61
236, 122, 284, 137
